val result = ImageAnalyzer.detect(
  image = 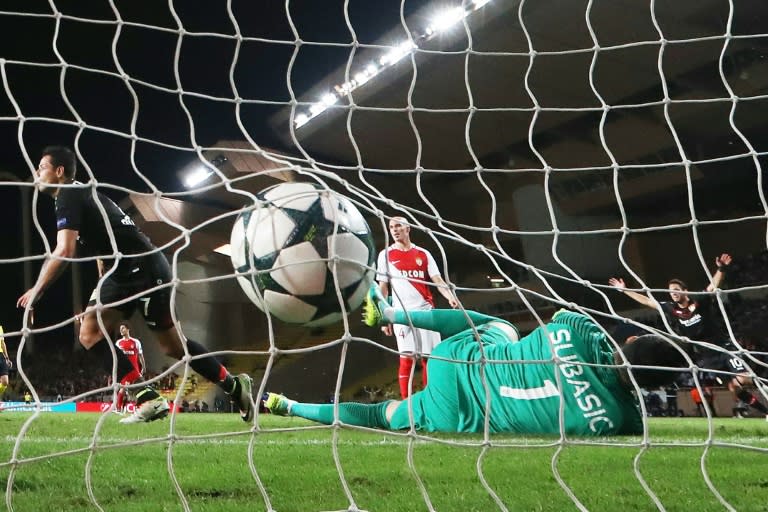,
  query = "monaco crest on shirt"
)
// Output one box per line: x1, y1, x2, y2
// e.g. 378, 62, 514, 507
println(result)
376, 244, 441, 310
